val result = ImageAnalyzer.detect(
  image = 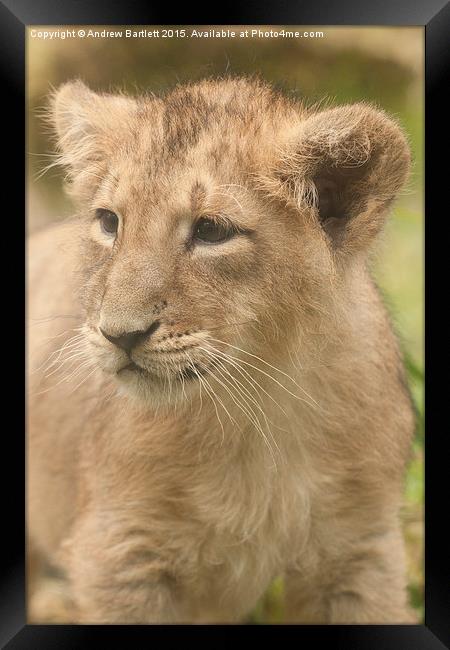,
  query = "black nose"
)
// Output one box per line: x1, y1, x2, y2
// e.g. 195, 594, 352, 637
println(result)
100, 320, 161, 352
